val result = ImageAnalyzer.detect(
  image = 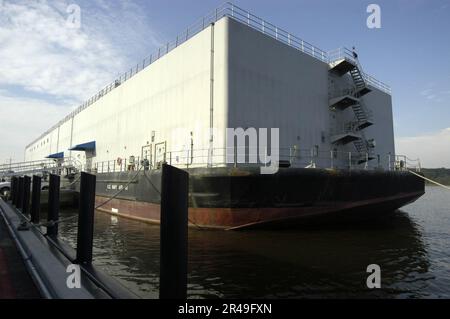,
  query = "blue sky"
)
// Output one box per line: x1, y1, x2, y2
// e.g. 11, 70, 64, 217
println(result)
0, 0, 449, 166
